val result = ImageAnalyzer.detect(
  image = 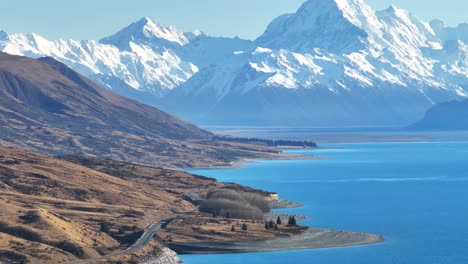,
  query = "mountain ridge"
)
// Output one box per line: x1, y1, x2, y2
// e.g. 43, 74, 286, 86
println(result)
410, 99, 468, 130
0, 0, 467, 126
0, 52, 284, 167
